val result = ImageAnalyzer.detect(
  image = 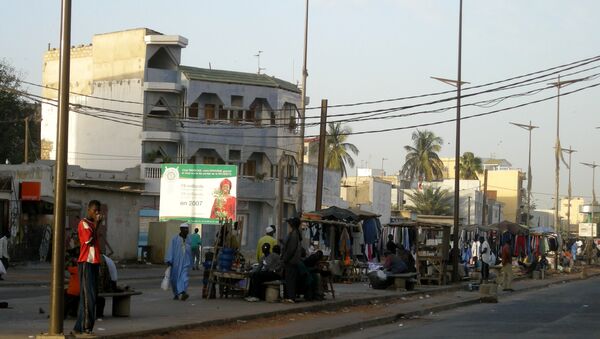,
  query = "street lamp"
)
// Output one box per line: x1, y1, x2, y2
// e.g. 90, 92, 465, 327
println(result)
561, 146, 577, 229
381, 157, 388, 175
581, 161, 599, 224
429, 0, 466, 284
510, 121, 538, 227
